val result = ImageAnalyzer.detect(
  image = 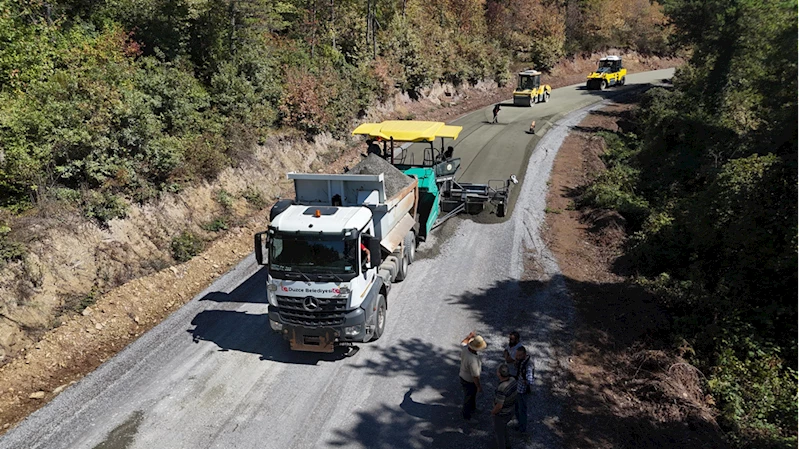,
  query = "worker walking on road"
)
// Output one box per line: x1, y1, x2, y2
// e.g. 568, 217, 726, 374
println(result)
459, 331, 486, 420
492, 363, 518, 449
492, 104, 501, 124
514, 345, 535, 434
